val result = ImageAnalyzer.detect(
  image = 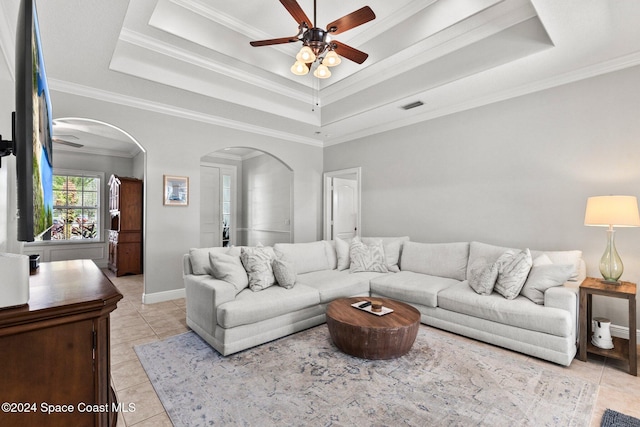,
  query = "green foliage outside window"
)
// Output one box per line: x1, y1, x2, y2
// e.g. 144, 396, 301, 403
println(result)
52, 174, 100, 240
